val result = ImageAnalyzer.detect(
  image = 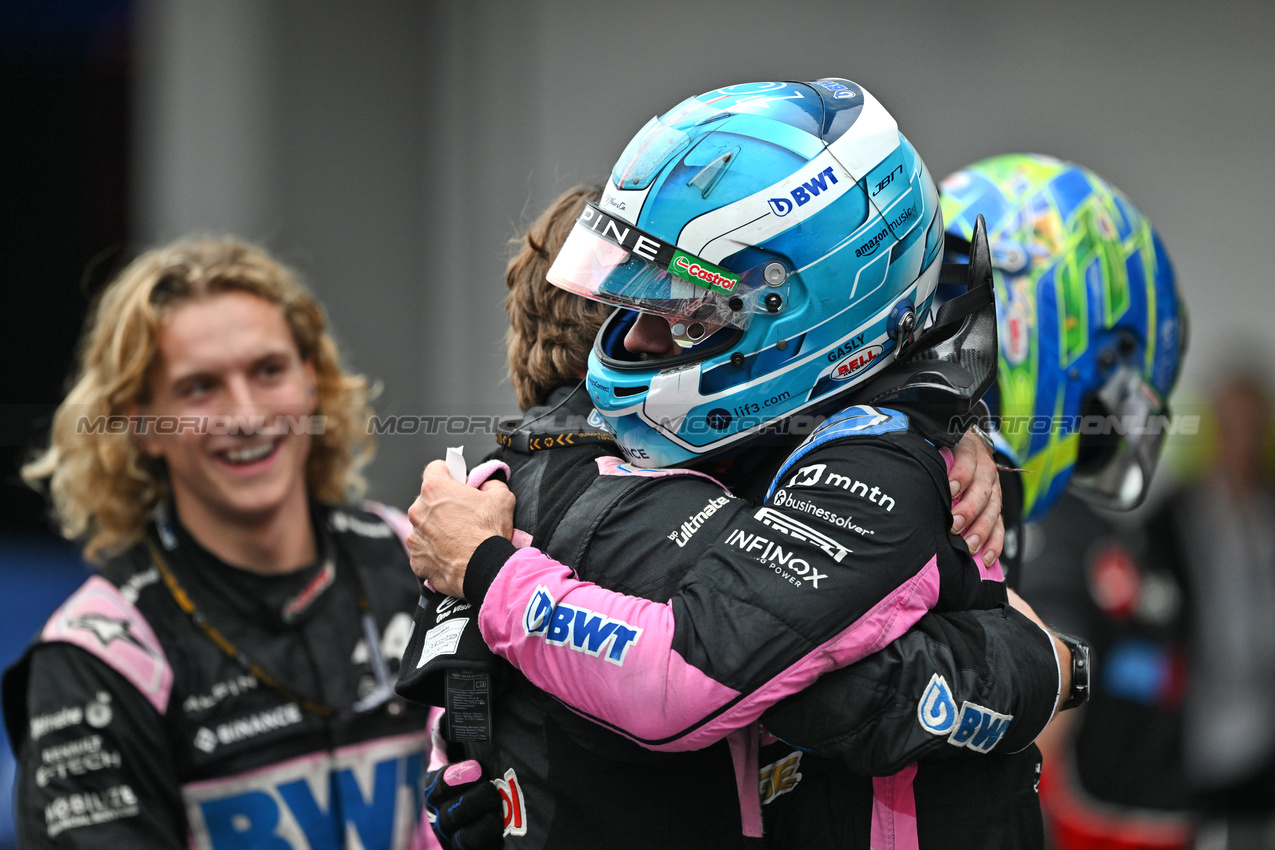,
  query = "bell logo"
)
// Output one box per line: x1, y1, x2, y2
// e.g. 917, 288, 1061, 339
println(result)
787, 464, 825, 488
495, 768, 527, 837
831, 345, 882, 382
